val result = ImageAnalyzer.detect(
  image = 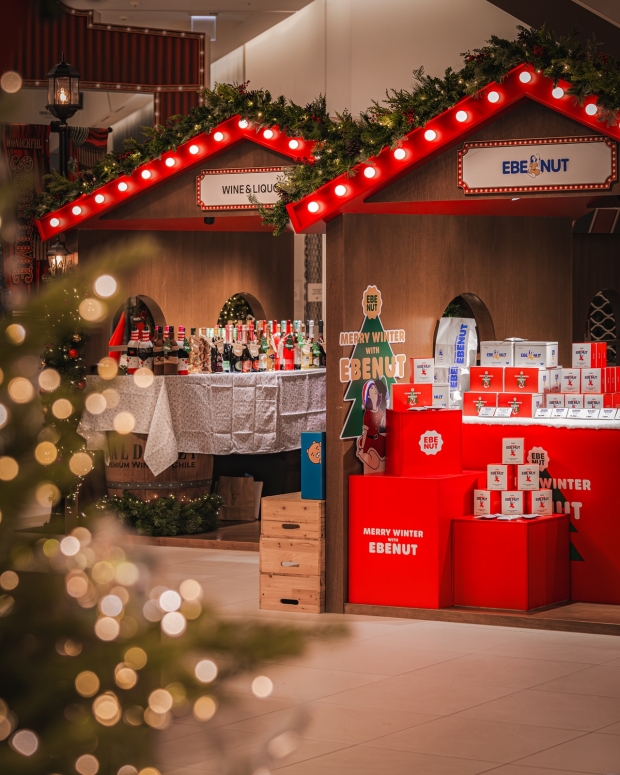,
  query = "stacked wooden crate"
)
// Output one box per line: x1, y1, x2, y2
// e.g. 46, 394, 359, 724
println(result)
259, 492, 325, 613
